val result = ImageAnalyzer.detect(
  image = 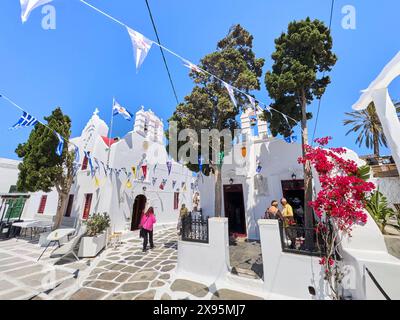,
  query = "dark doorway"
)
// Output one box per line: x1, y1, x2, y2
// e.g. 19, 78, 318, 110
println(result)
281, 180, 305, 226
131, 195, 147, 231
223, 184, 246, 236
